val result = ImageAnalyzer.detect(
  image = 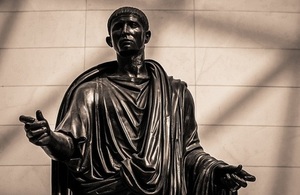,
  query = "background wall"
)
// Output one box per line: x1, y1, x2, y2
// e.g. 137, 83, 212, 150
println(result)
1, 0, 299, 194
